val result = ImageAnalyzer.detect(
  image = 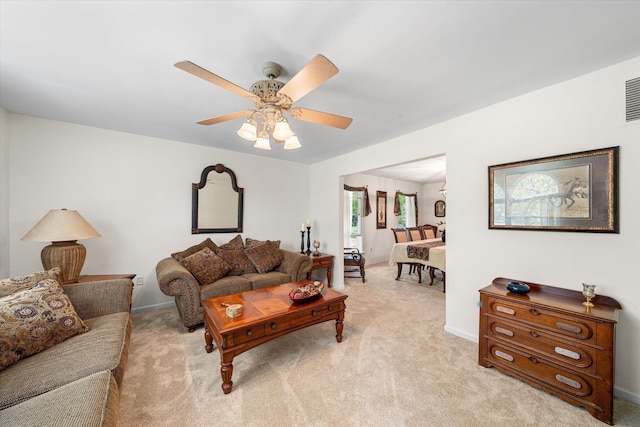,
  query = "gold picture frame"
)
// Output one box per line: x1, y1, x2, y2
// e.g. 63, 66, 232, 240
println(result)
489, 146, 619, 233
